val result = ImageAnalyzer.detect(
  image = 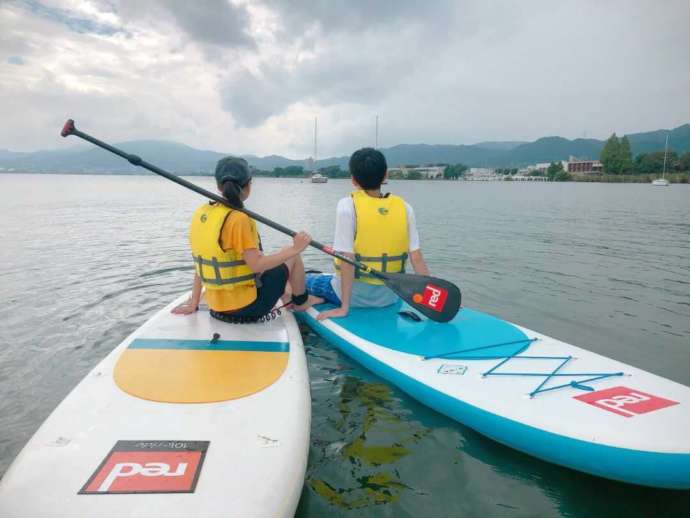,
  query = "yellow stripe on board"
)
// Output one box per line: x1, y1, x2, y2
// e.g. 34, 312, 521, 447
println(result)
114, 349, 289, 403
